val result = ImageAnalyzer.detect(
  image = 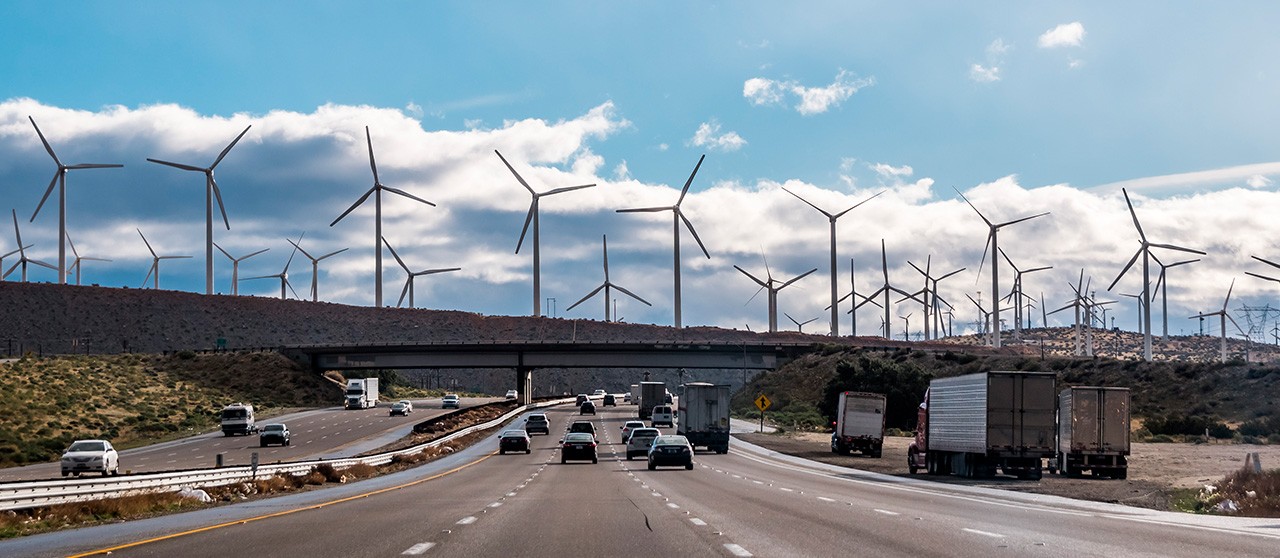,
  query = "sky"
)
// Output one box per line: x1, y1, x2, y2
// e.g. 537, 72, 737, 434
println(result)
2, 2, 1280, 340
